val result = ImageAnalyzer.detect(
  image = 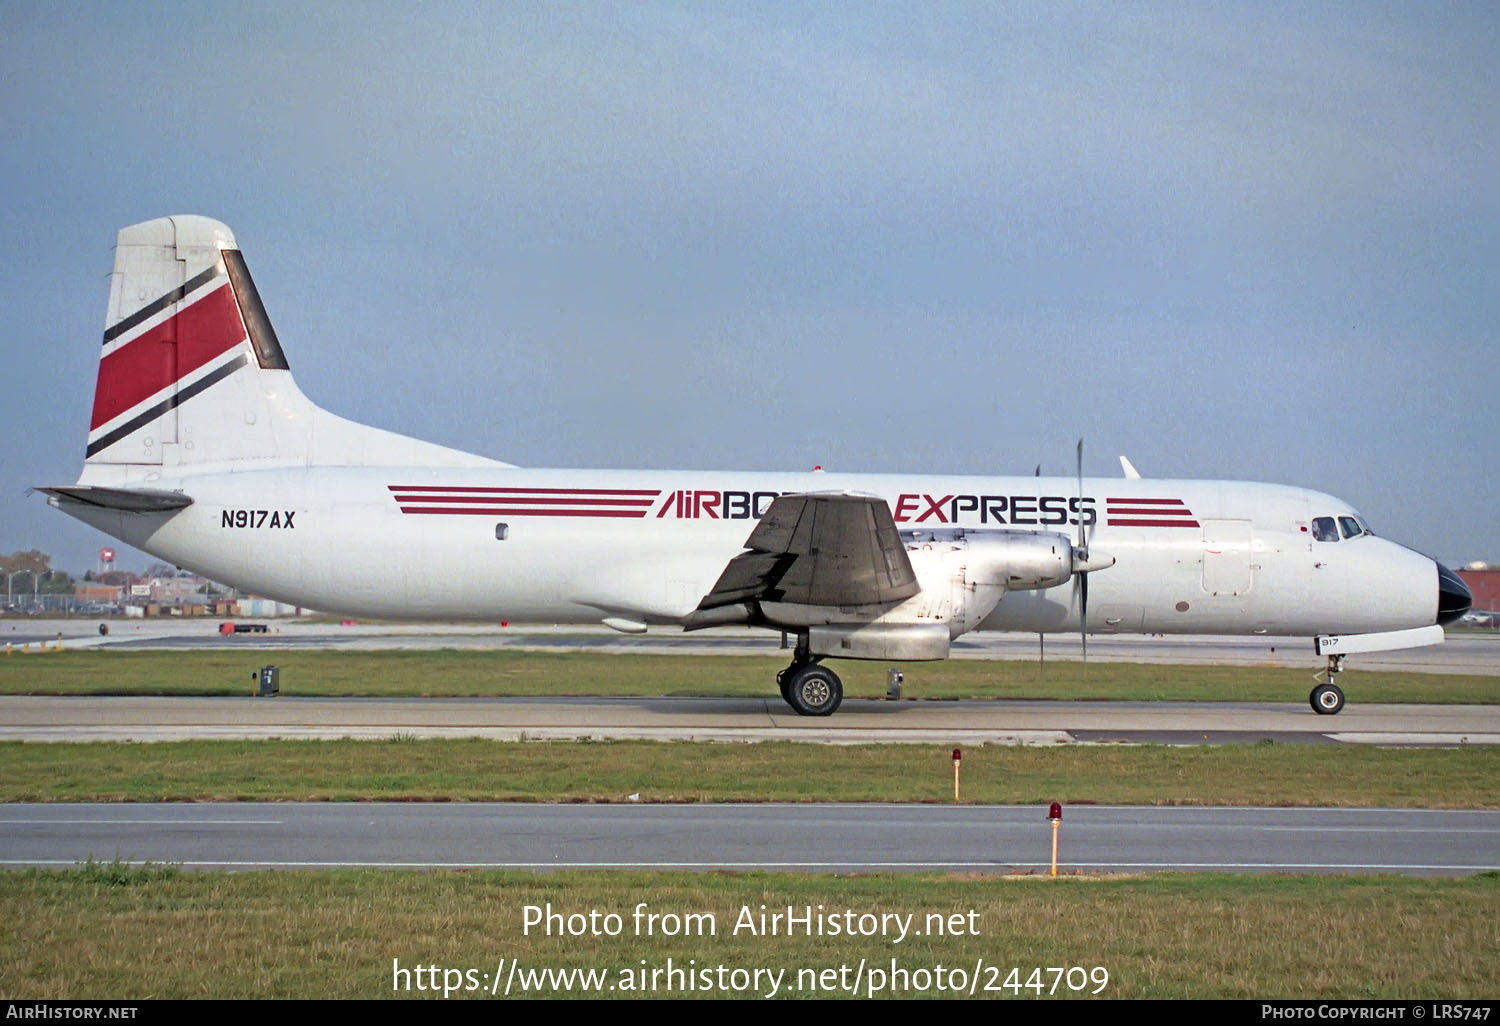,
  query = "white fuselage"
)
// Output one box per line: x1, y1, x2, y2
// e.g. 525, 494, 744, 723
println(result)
64, 465, 1443, 639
